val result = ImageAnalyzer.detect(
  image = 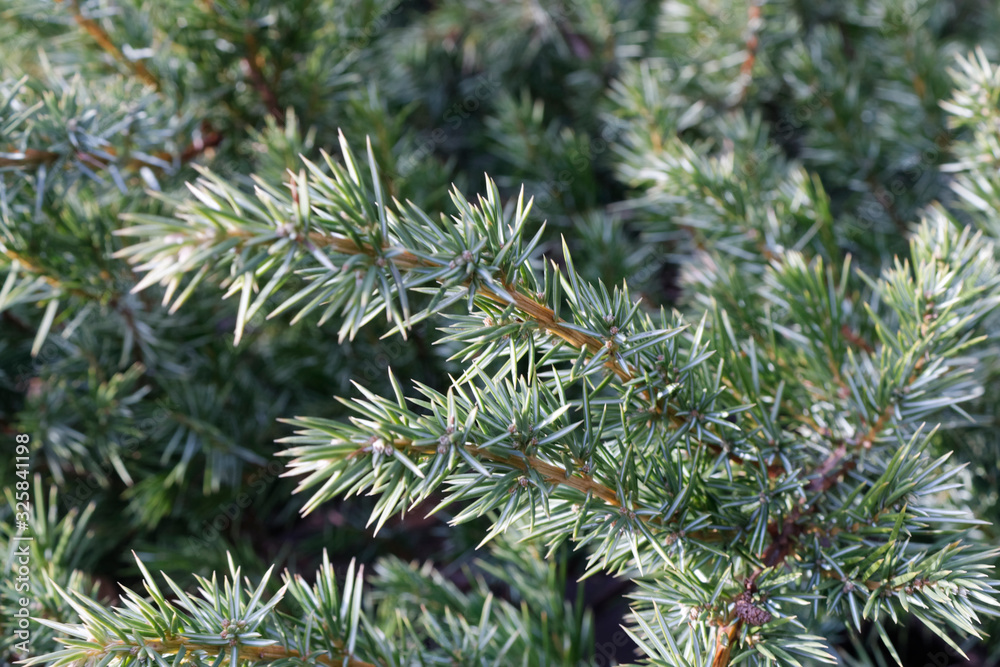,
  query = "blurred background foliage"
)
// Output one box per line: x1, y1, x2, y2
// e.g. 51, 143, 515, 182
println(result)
2, 0, 1000, 664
